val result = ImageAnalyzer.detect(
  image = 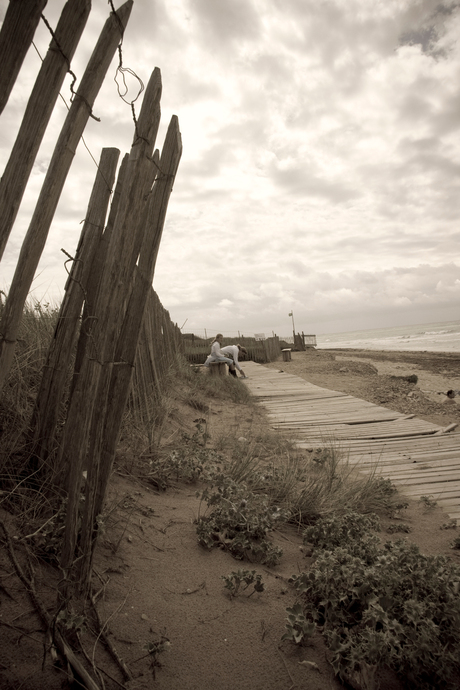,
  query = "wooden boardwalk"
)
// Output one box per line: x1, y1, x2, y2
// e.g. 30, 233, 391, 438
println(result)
242, 361, 460, 520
